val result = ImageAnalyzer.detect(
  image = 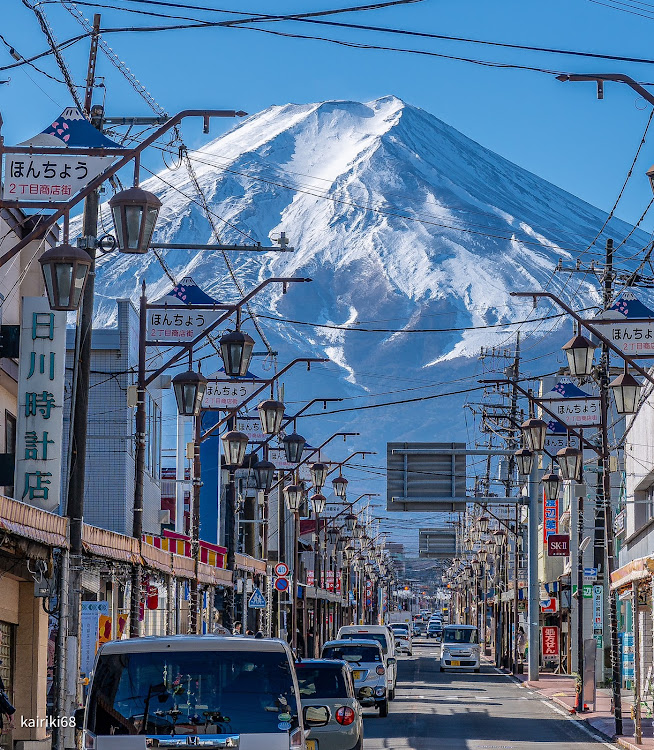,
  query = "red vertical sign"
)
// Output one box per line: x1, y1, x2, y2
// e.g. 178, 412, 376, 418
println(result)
543, 487, 559, 545
542, 626, 559, 658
